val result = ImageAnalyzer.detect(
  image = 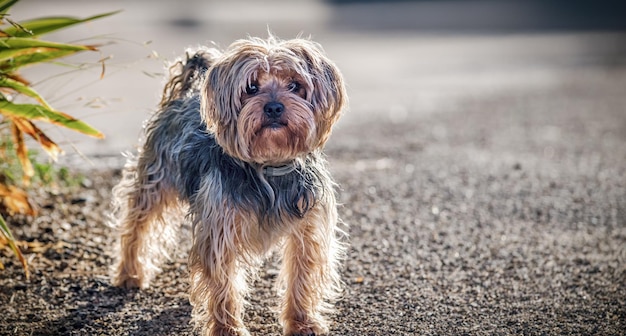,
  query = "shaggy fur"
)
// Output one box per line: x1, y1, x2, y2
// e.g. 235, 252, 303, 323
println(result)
111, 36, 347, 336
